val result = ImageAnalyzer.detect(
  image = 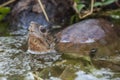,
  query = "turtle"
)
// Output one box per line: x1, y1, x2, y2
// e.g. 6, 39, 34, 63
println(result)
28, 19, 120, 58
